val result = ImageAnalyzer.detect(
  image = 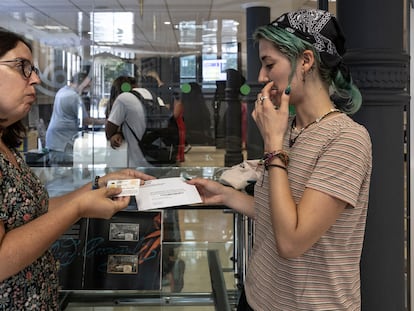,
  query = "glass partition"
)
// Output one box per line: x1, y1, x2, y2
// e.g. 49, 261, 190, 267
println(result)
0, 1, 322, 309
0, 0, 324, 169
